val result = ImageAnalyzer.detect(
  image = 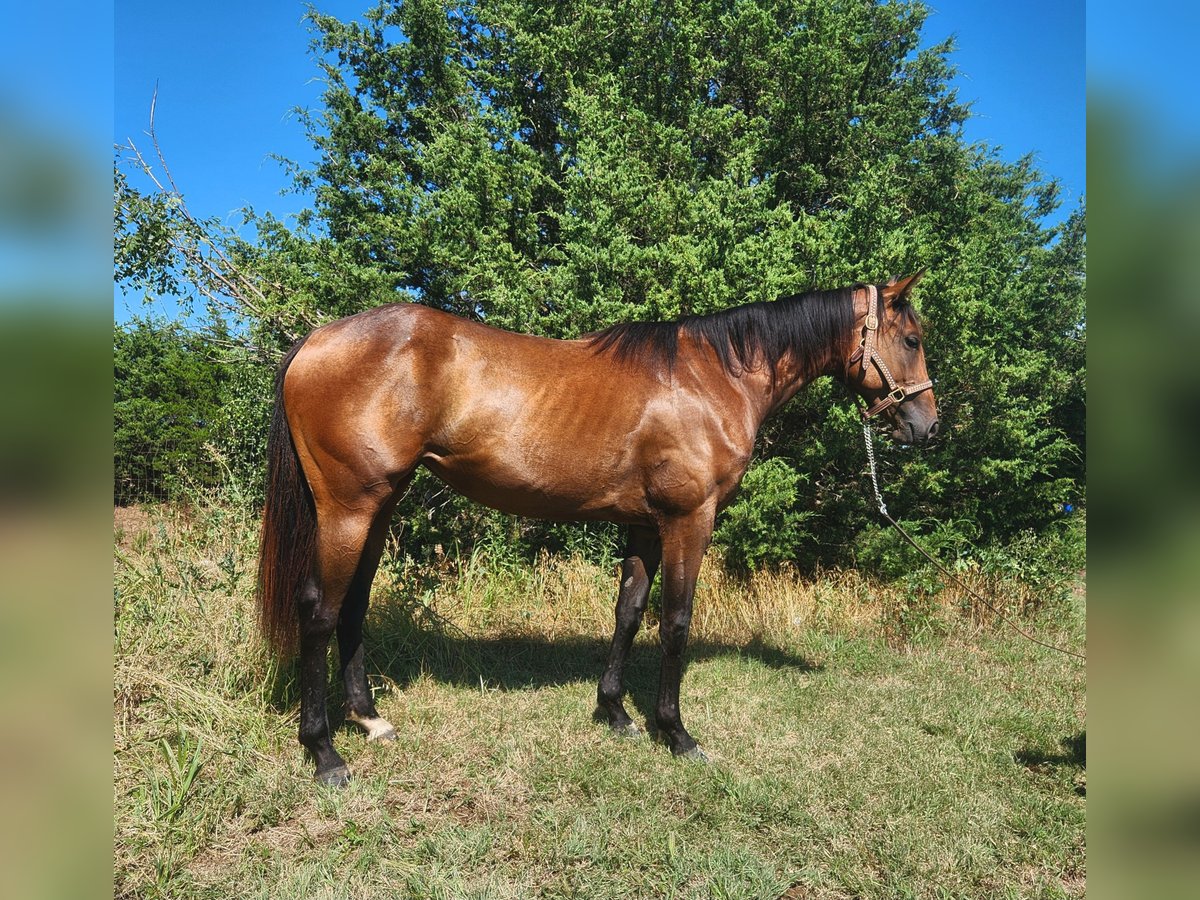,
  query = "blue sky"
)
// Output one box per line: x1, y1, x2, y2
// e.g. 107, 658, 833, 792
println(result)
114, 0, 1085, 322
